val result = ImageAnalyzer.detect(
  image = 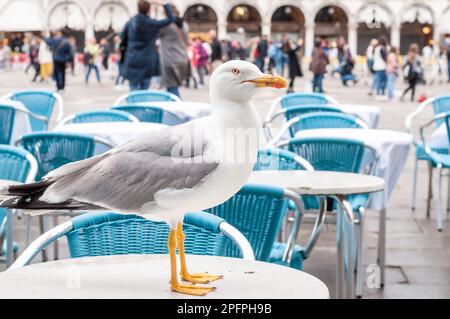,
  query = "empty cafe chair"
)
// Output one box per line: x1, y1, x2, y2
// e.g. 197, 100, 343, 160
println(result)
54, 110, 139, 129
114, 90, 181, 106
112, 105, 184, 125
